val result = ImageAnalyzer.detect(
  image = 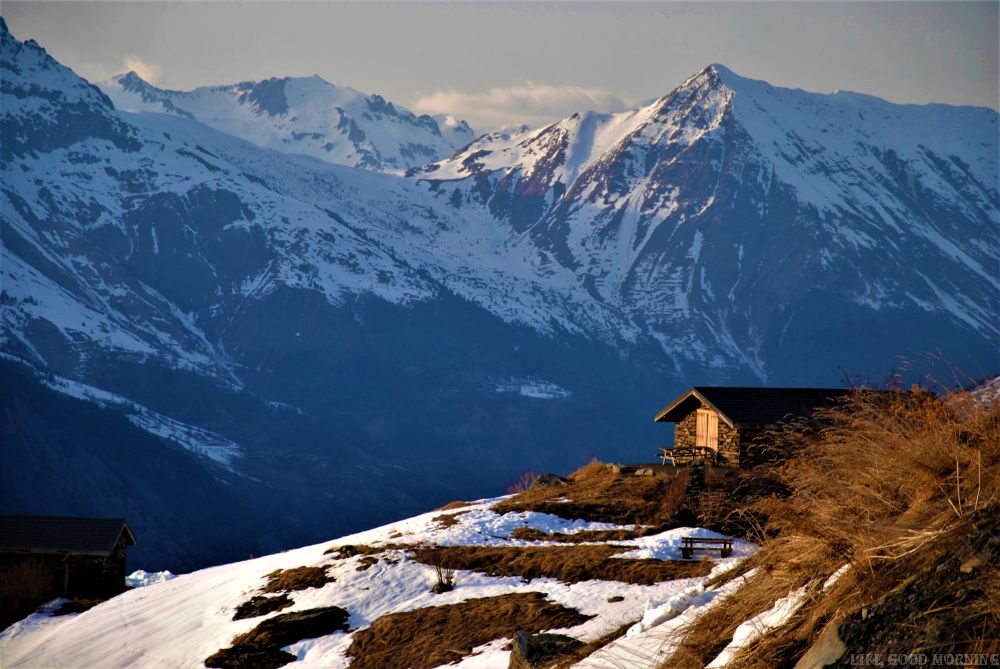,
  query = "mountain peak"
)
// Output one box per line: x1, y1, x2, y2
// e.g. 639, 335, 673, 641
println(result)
115, 70, 149, 88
